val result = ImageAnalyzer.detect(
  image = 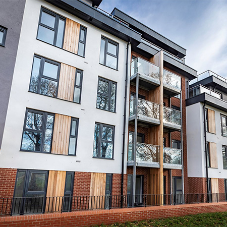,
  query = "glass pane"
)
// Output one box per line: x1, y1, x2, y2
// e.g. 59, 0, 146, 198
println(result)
14, 171, 26, 197
73, 87, 81, 103
40, 78, 57, 97
65, 173, 73, 192
71, 120, 77, 136
101, 142, 113, 159
43, 115, 54, 153
99, 38, 105, 65
93, 124, 100, 157
97, 94, 108, 111
0, 31, 3, 44
107, 42, 117, 55
98, 79, 109, 94
75, 72, 81, 86
68, 138, 76, 155
110, 83, 116, 112
40, 11, 55, 28
26, 111, 43, 130
80, 28, 85, 42
21, 131, 42, 151
106, 54, 117, 69
78, 42, 85, 57
27, 173, 46, 191
56, 19, 65, 48
37, 25, 54, 45
43, 61, 58, 79
29, 57, 41, 93
102, 126, 113, 141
